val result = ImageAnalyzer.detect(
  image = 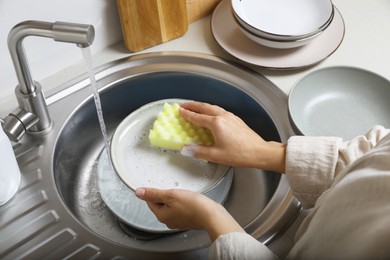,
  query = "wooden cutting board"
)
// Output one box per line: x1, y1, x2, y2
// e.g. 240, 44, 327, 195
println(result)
117, 0, 221, 52
186, 0, 221, 23
117, 0, 189, 52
